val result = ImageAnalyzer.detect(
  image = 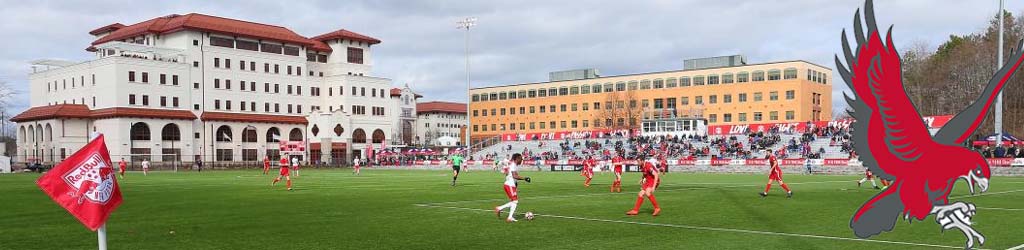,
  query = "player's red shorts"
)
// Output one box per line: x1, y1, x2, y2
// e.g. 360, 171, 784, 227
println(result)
279, 166, 290, 176
503, 185, 518, 201
642, 180, 656, 190
769, 170, 783, 181
614, 166, 623, 174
